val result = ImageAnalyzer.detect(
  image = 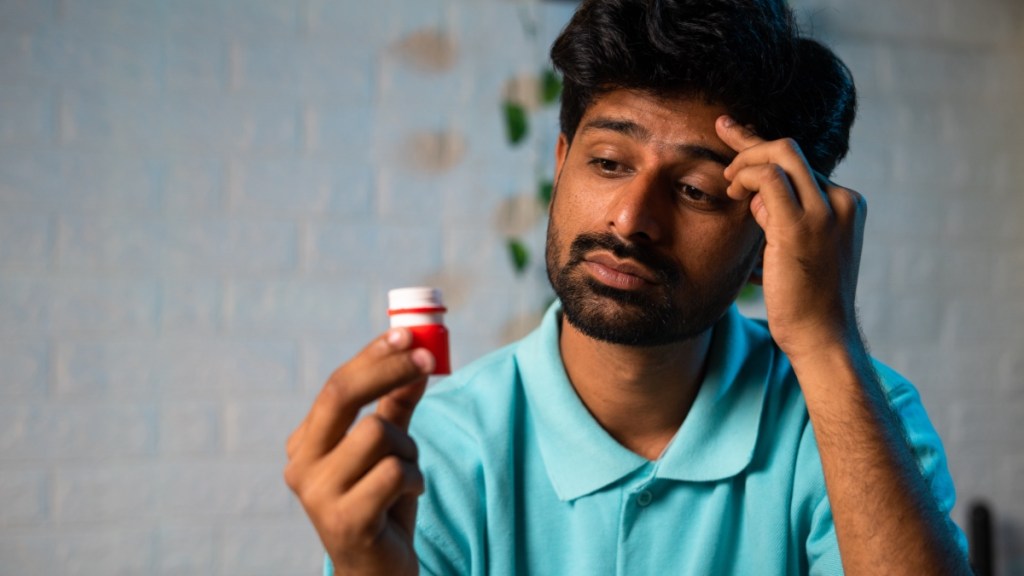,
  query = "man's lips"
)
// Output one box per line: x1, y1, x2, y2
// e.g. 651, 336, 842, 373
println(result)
582, 252, 659, 289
